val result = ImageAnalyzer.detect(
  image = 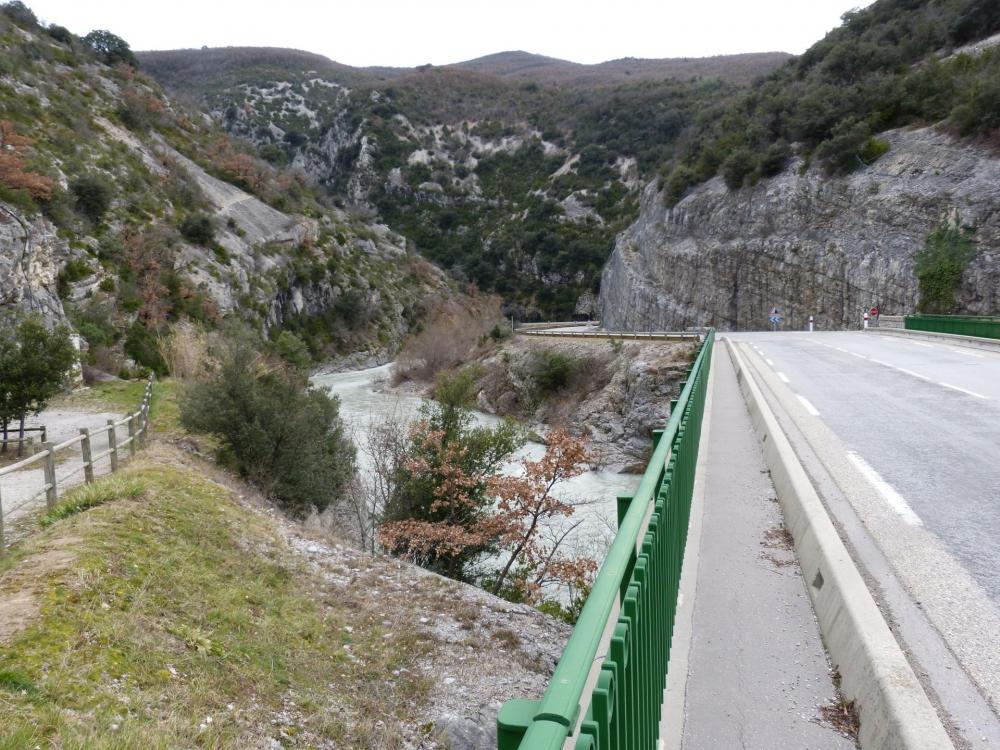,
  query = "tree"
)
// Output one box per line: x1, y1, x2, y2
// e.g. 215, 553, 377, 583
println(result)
379, 369, 523, 579
487, 429, 595, 602
70, 174, 113, 224
0, 315, 76, 456
82, 30, 137, 67
179, 214, 214, 245
180, 329, 355, 515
